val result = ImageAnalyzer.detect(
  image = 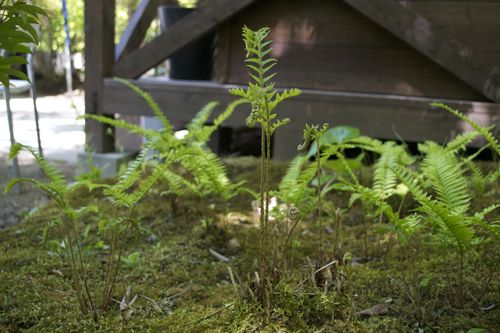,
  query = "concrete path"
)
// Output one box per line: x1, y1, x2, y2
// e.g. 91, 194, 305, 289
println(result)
0, 90, 85, 163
